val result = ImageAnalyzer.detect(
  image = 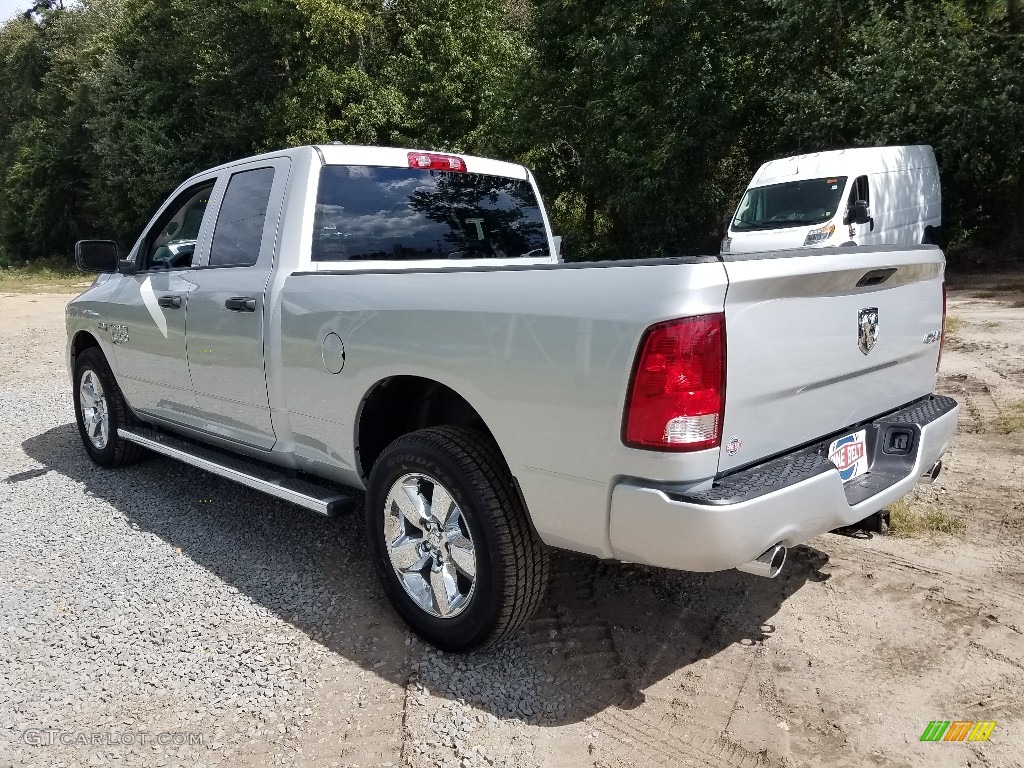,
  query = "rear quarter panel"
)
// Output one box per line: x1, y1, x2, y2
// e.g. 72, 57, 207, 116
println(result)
276, 261, 728, 557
